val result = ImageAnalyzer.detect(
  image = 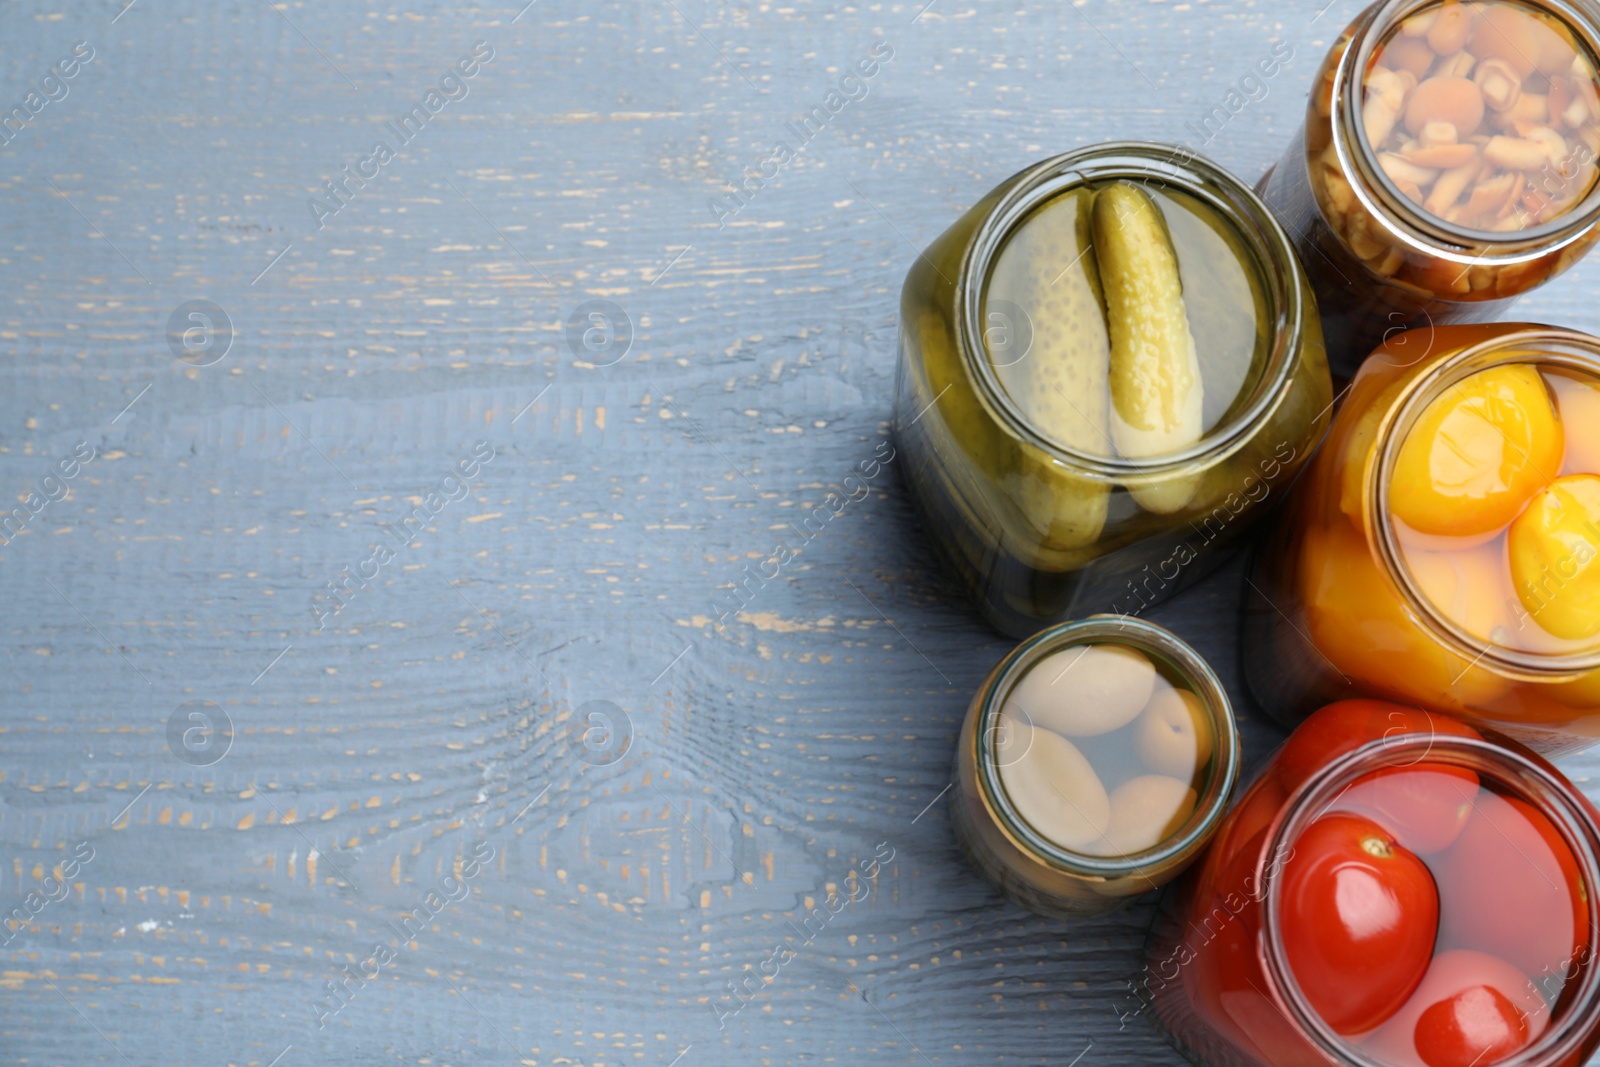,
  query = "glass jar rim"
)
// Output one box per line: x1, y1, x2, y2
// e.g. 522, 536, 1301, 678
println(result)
1368, 325, 1600, 677
1337, 0, 1600, 258
972, 614, 1241, 877
955, 141, 1308, 478
1257, 732, 1600, 1067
